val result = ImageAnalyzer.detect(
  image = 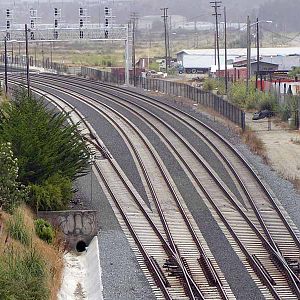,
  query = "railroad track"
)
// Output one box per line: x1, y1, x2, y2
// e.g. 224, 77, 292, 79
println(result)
8, 74, 300, 299
7, 80, 233, 299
